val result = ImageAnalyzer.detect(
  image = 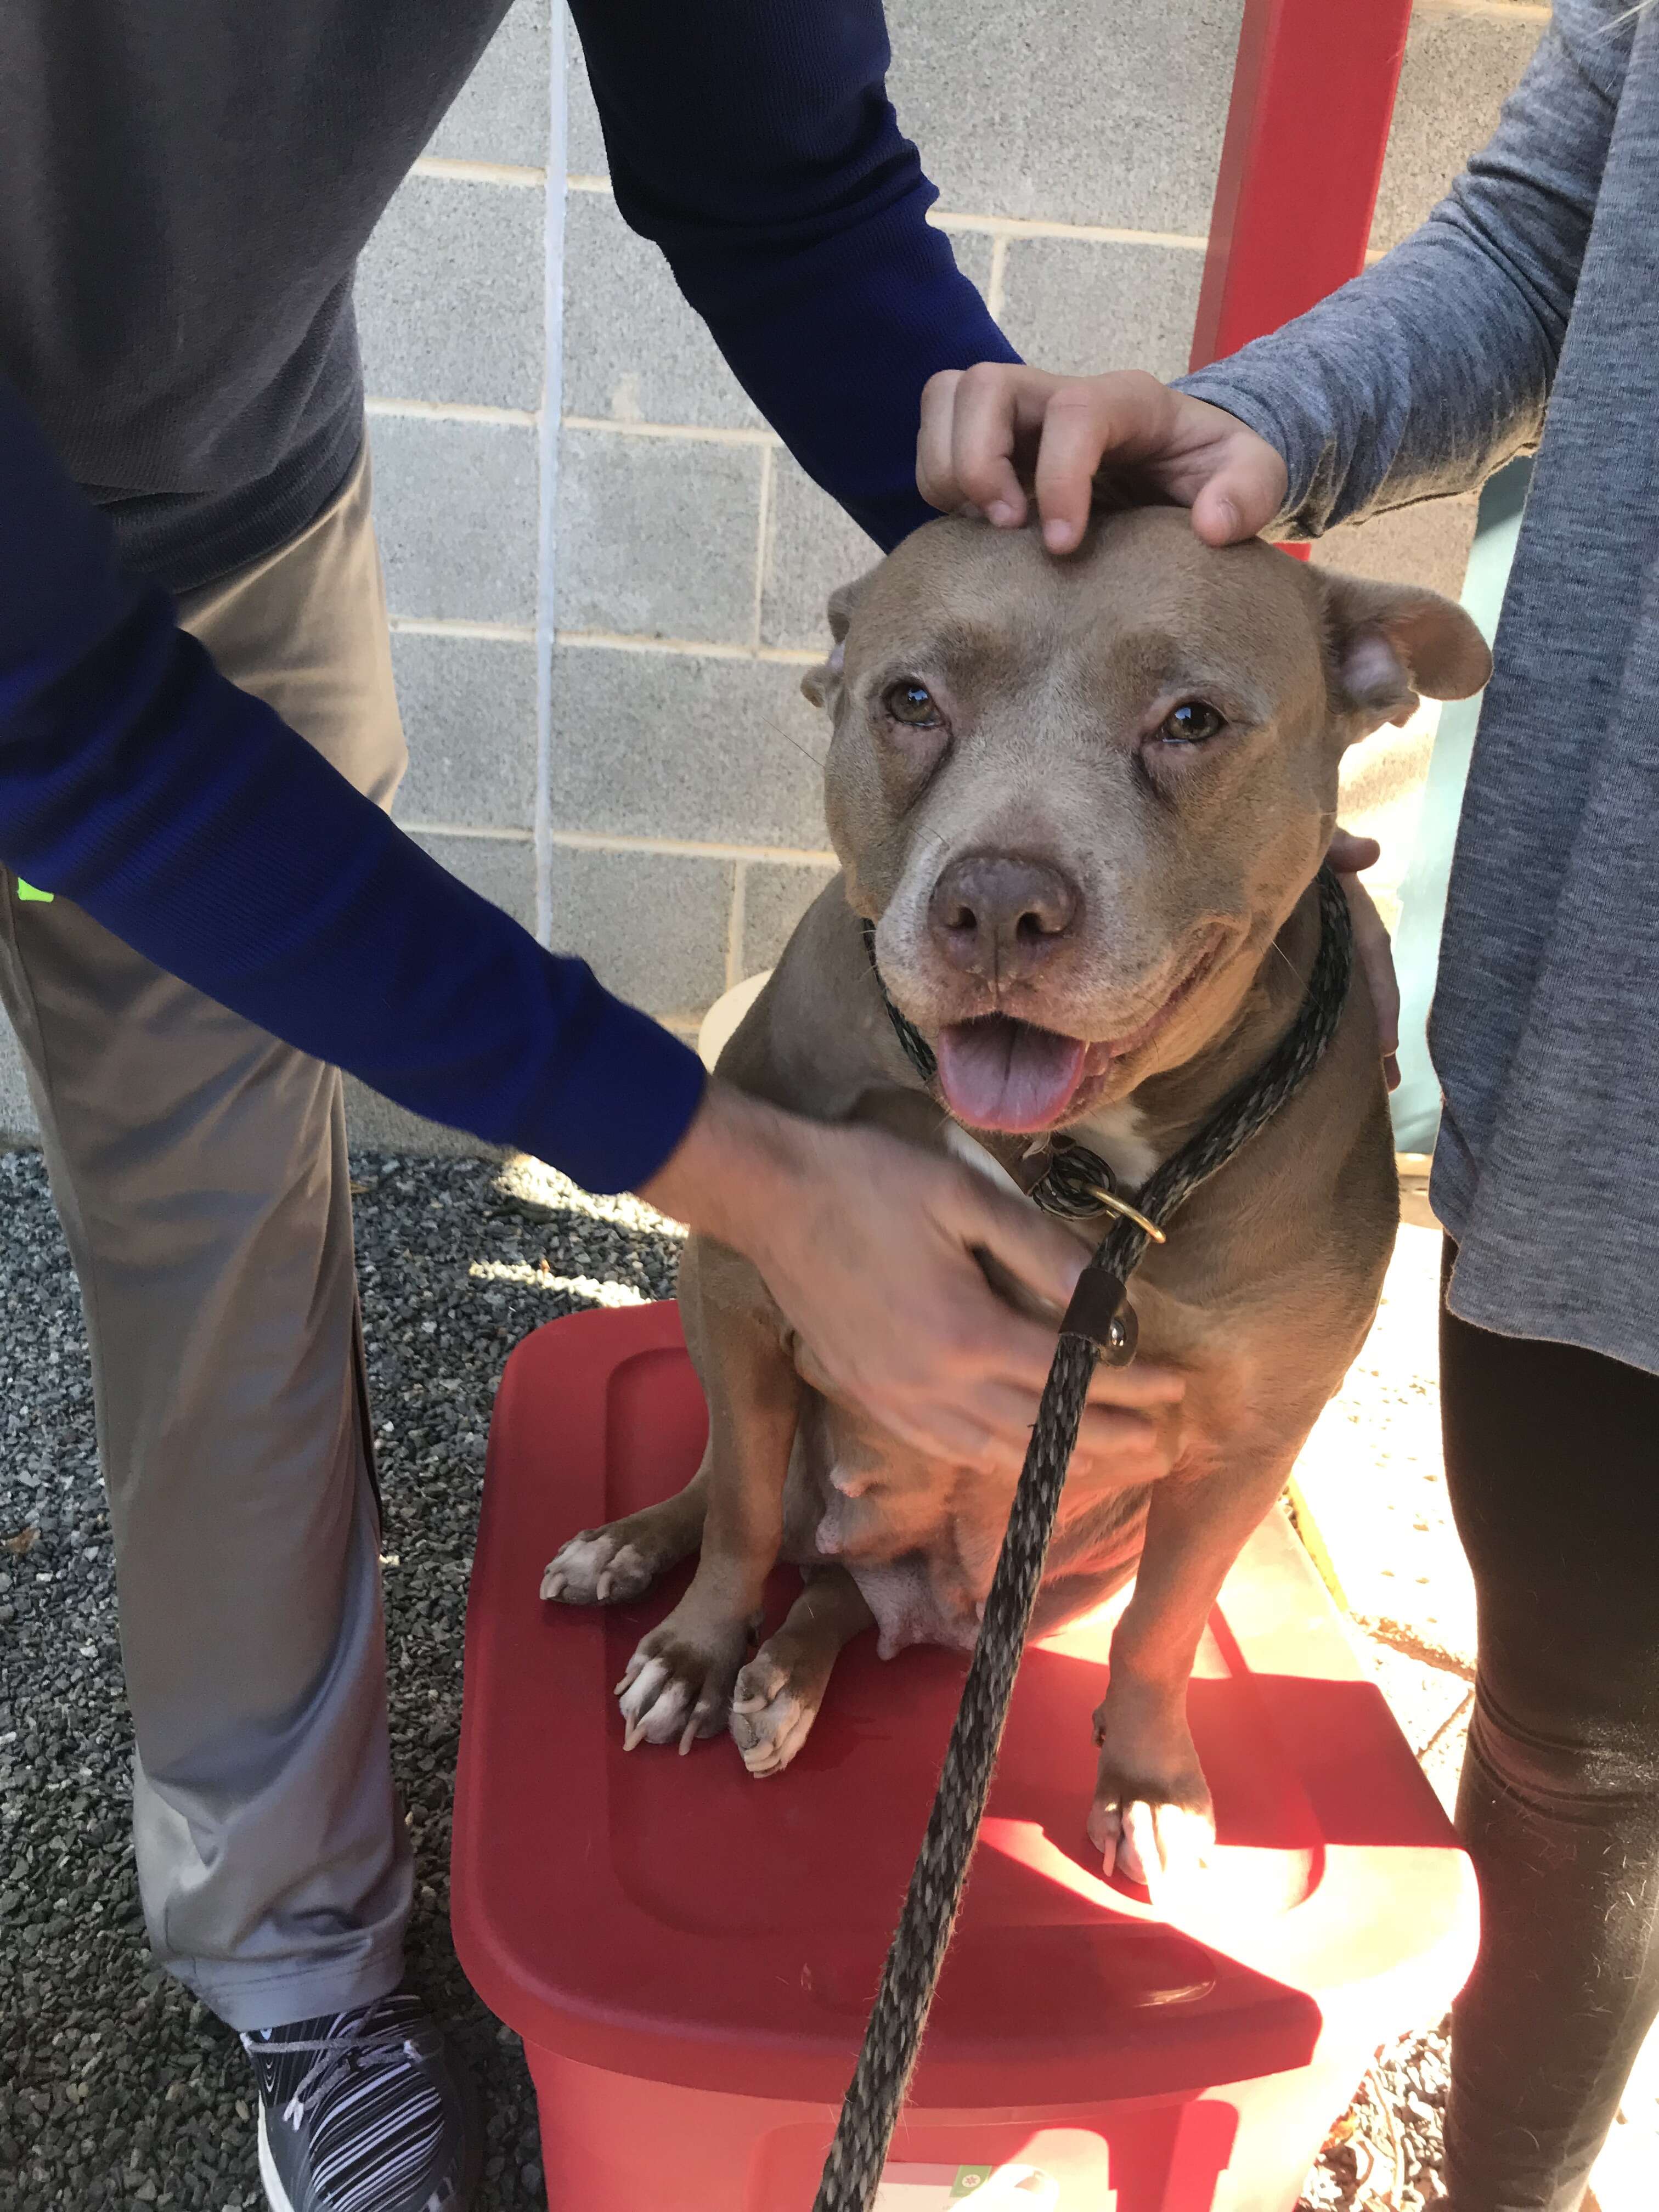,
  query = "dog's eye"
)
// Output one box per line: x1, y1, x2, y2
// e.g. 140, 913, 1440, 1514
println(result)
884, 680, 941, 727
1158, 700, 1227, 745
